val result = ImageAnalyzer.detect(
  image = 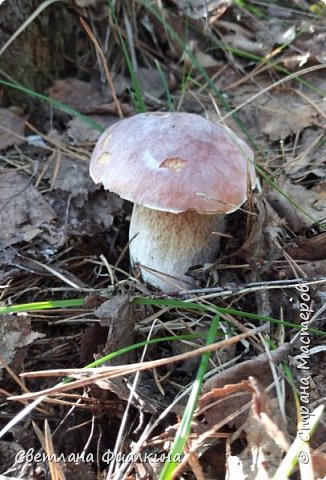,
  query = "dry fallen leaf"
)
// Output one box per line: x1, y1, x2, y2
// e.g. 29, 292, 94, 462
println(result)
43, 156, 123, 240
195, 344, 291, 432
45, 156, 96, 198
67, 115, 116, 144
238, 195, 286, 264
311, 451, 326, 480
0, 108, 25, 151
293, 29, 326, 65
48, 78, 110, 113
257, 93, 324, 141
181, 40, 221, 69
225, 378, 288, 480
137, 67, 169, 99
0, 315, 45, 379
94, 293, 135, 365
285, 127, 326, 178
80, 324, 109, 364
91, 294, 172, 413
48, 77, 128, 114
226, 378, 326, 480
0, 170, 56, 249
90, 294, 136, 402
267, 178, 326, 232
